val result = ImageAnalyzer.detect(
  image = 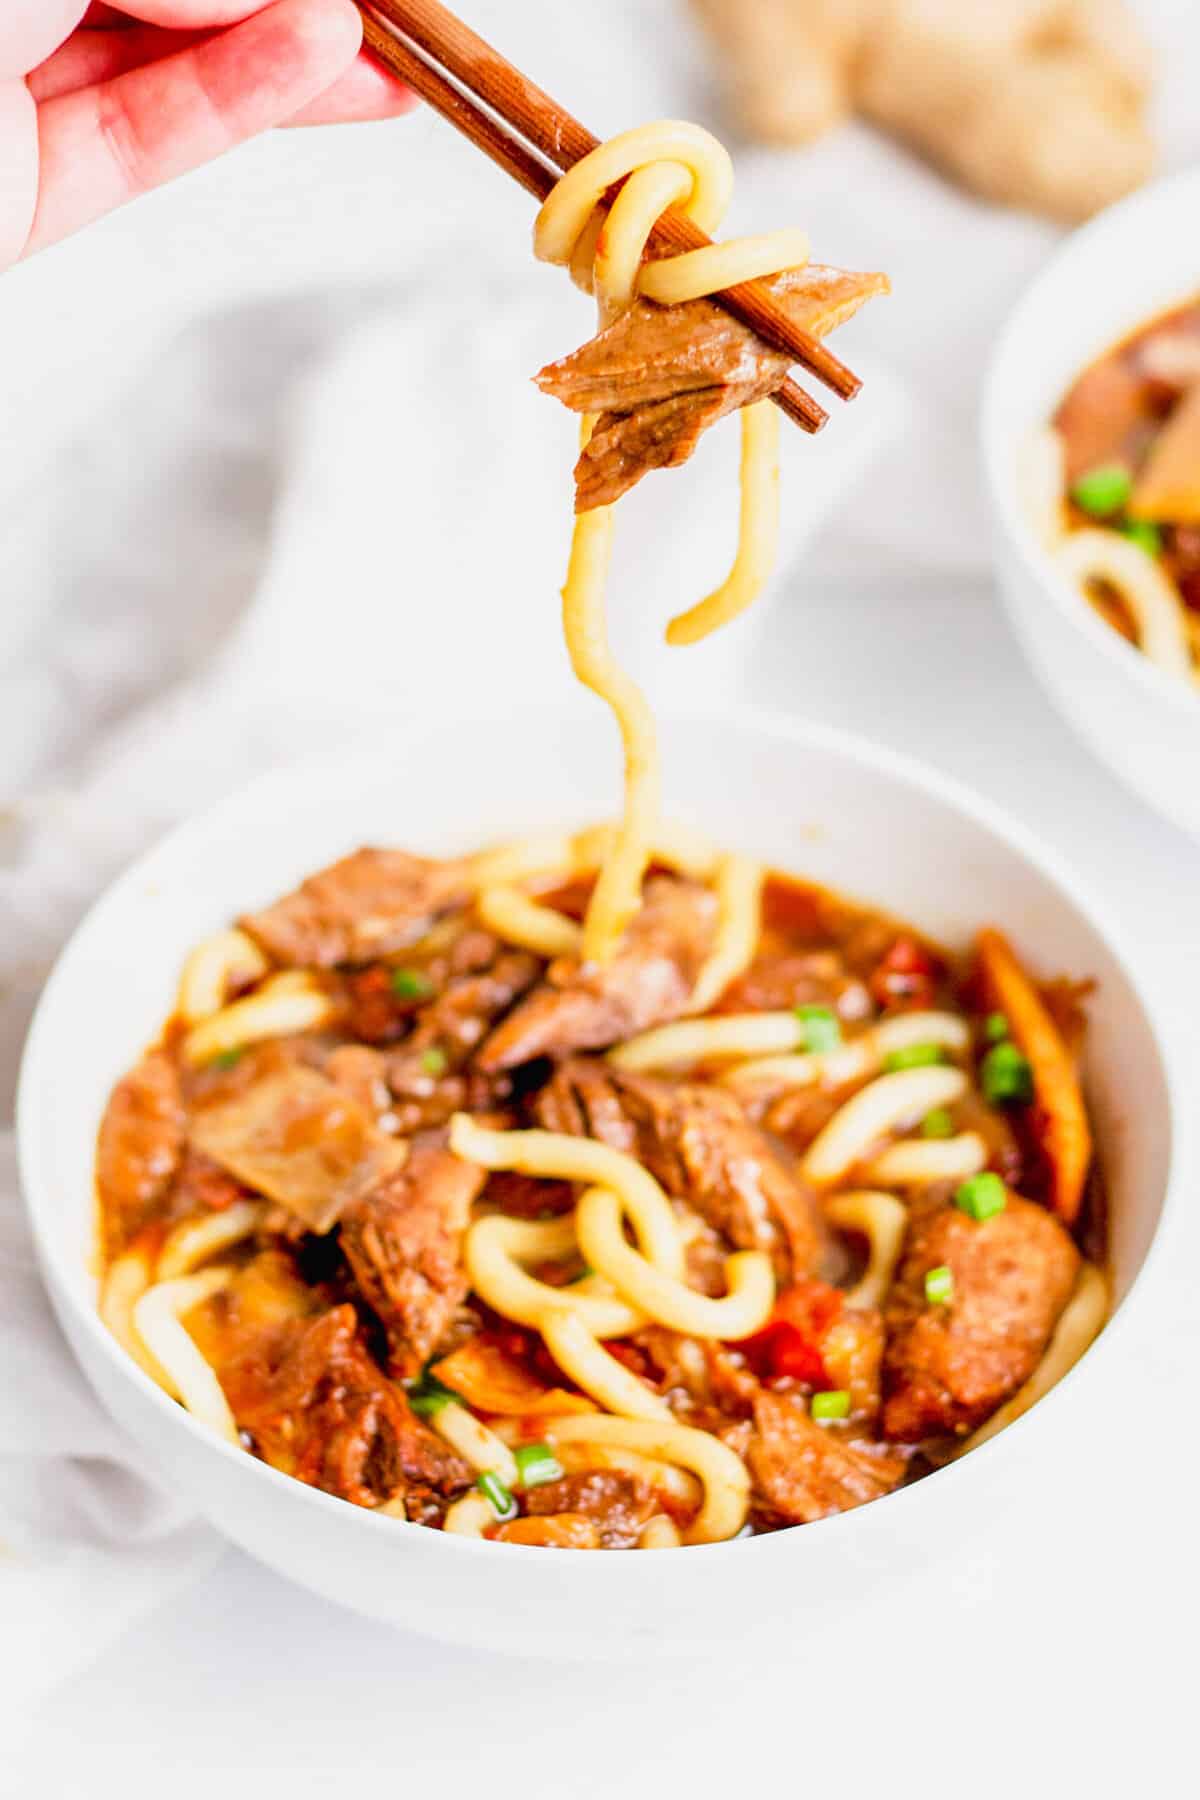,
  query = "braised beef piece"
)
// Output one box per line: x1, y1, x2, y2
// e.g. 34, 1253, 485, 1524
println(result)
170, 1147, 248, 1217
636, 1328, 759, 1432
189, 1064, 408, 1234
572, 381, 778, 515
524, 1470, 658, 1549
535, 263, 889, 510
325, 1043, 392, 1118
1166, 523, 1200, 611
535, 1058, 828, 1280
344, 924, 541, 1050
1054, 354, 1160, 483
881, 1194, 1080, 1442
477, 877, 715, 1071
746, 1391, 906, 1526
339, 1139, 486, 1376
387, 929, 540, 1125
96, 1050, 185, 1255
220, 1304, 470, 1512
241, 847, 470, 968
716, 947, 871, 1020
